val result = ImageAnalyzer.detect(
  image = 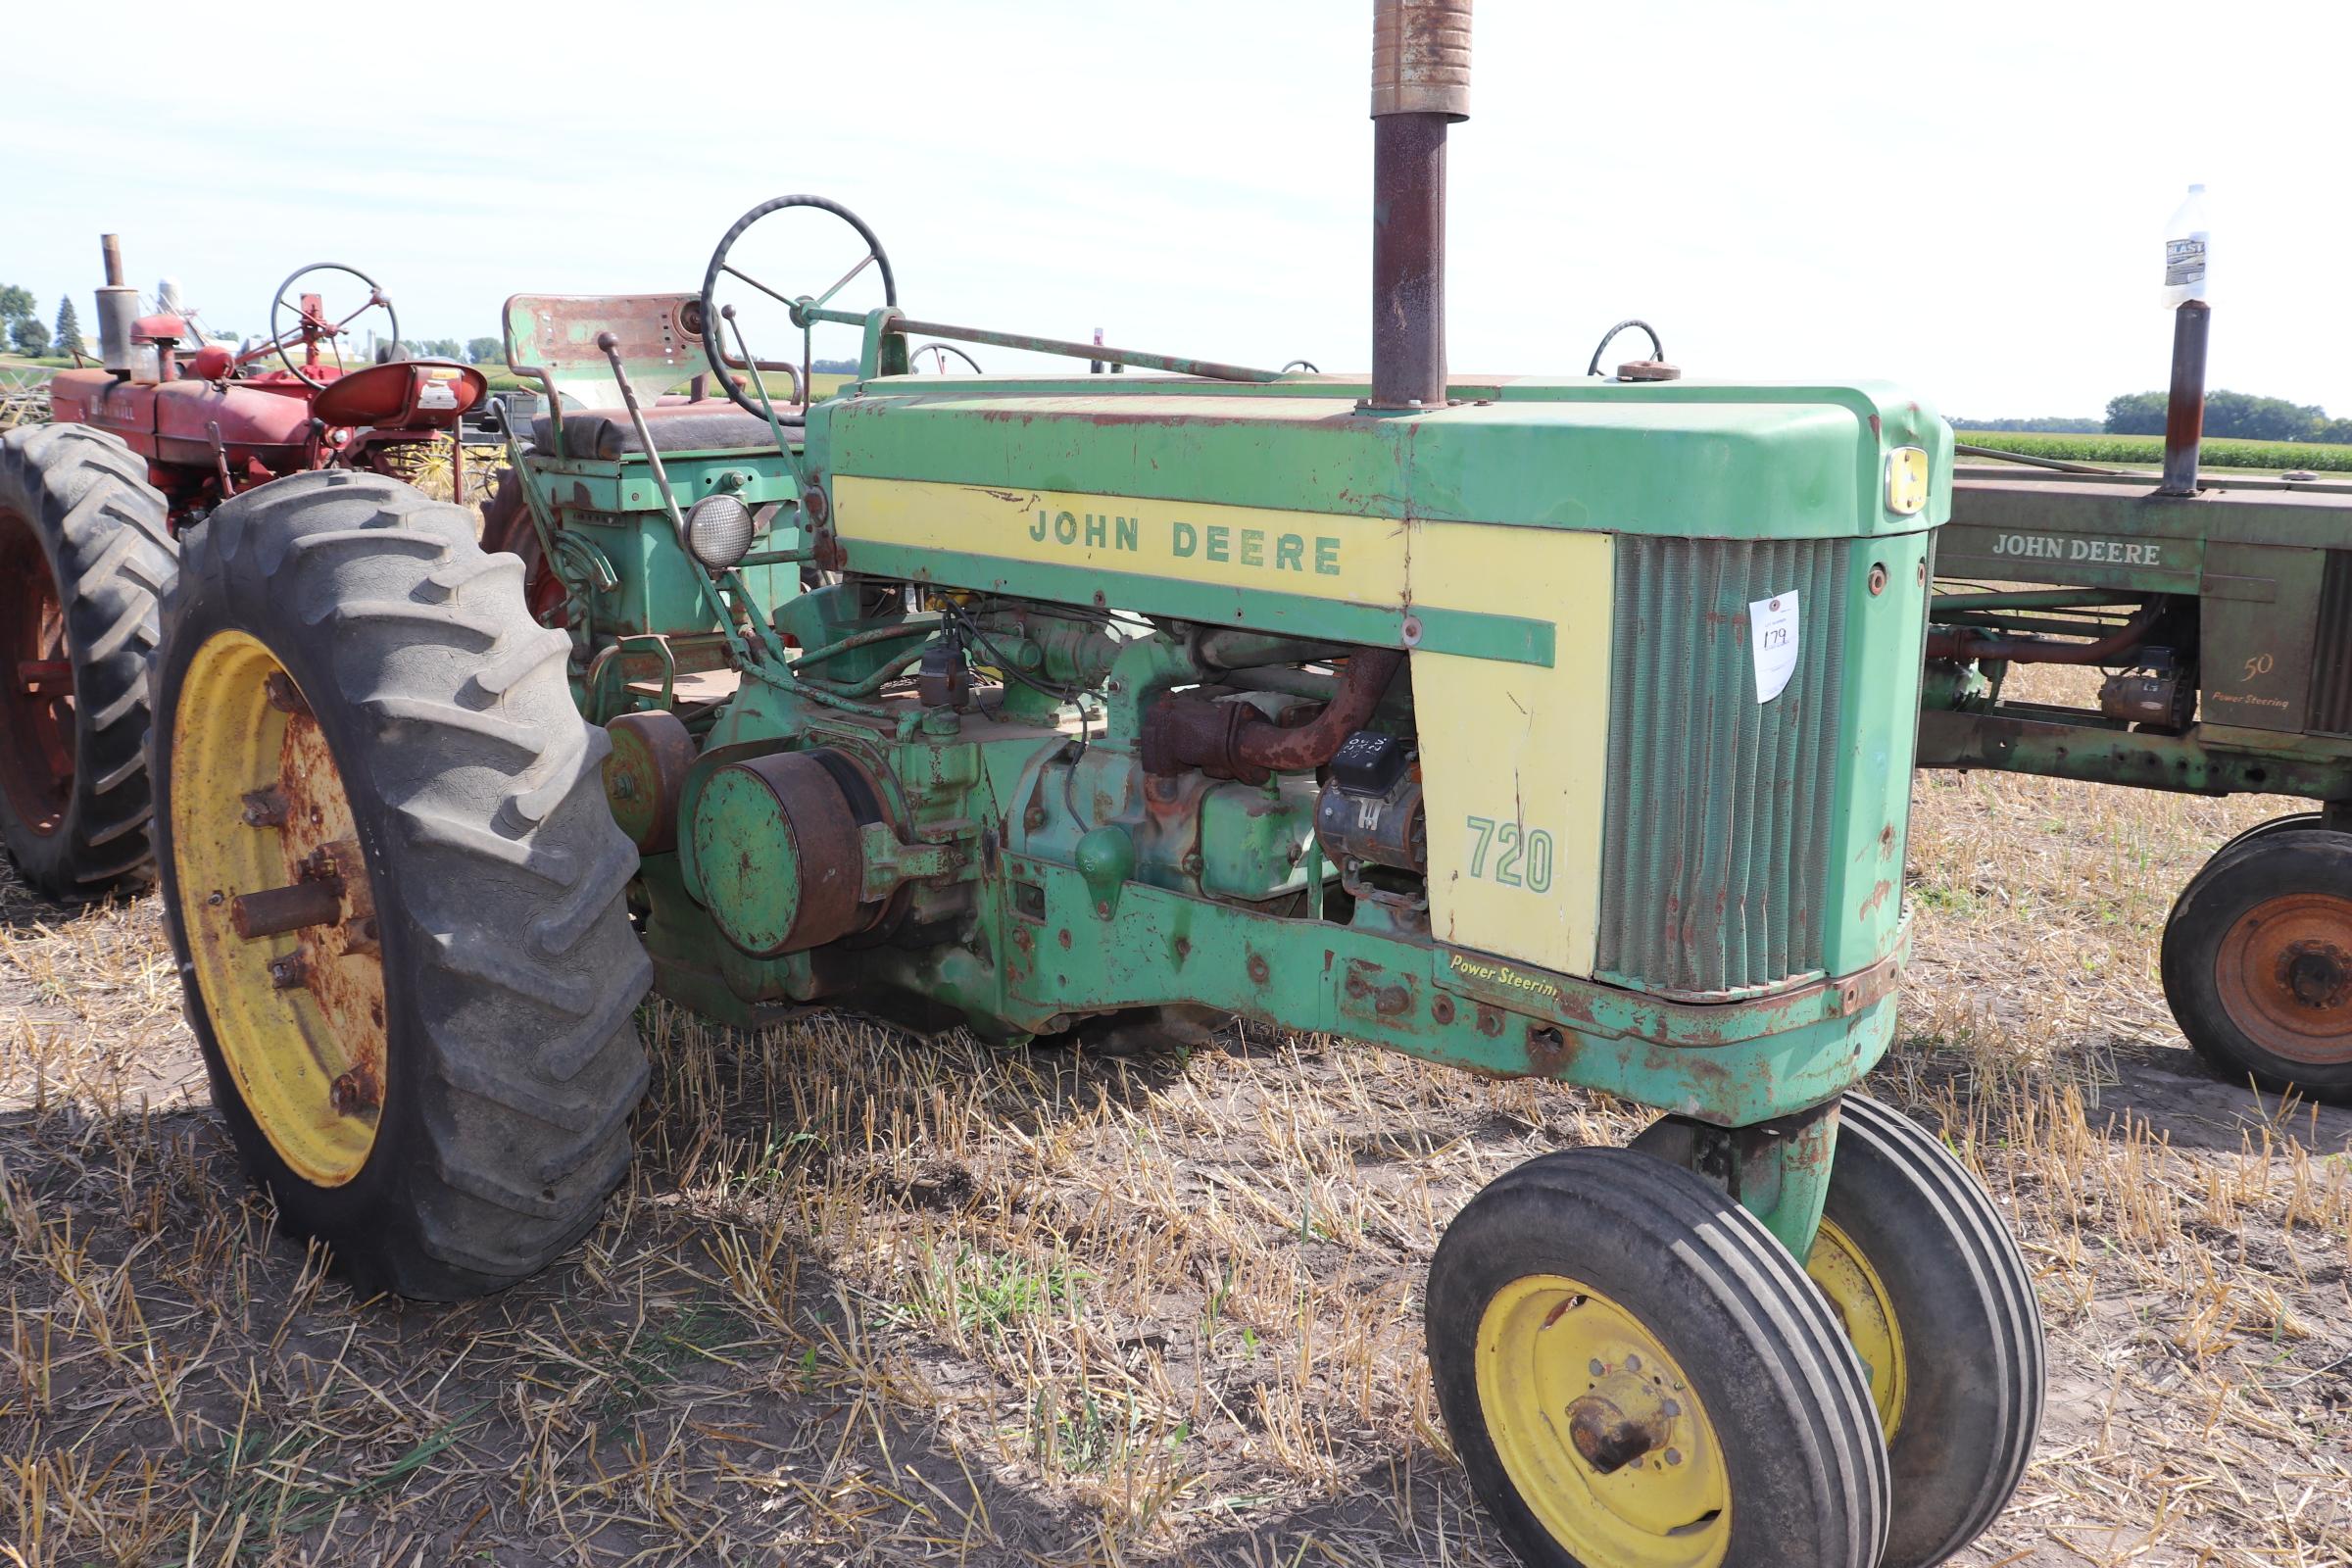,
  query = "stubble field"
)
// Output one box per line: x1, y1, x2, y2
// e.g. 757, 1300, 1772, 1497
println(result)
3, 665, 2349, 1567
